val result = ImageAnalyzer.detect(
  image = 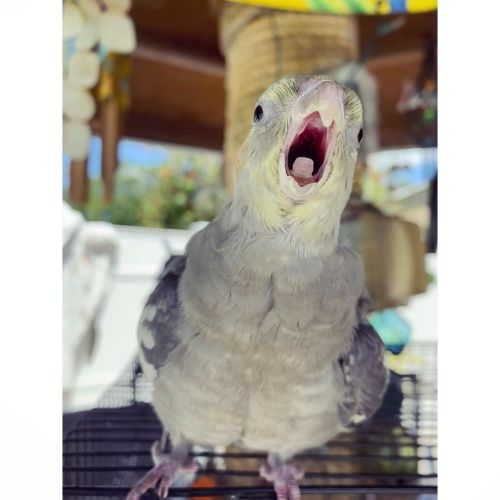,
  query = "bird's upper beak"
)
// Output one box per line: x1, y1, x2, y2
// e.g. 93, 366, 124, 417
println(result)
279, 79, 344, 201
